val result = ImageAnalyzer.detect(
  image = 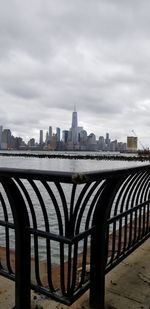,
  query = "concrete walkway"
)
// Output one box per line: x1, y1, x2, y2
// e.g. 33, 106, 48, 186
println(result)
0, 239, 150, 309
